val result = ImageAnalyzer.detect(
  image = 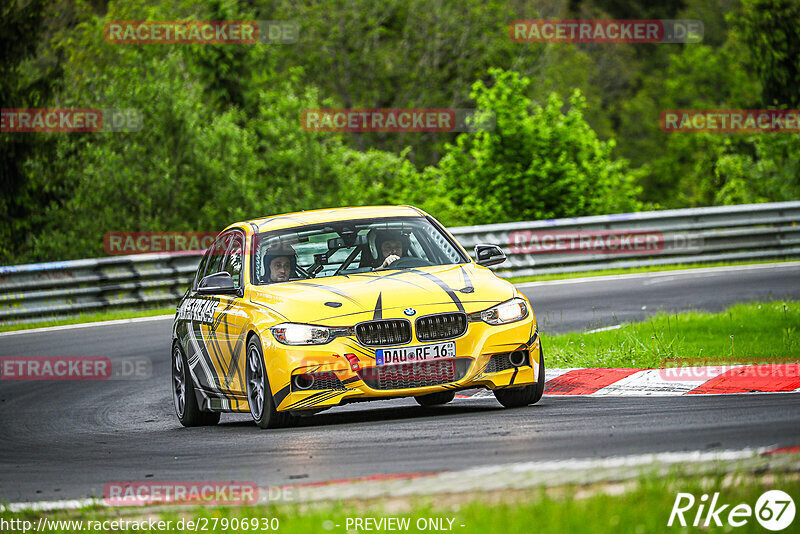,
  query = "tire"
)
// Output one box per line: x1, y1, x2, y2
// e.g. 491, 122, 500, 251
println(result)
172, 343, 220, 427
493, 344, 546, 408
415, 390, 456, 407
246, 336, 295, 429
